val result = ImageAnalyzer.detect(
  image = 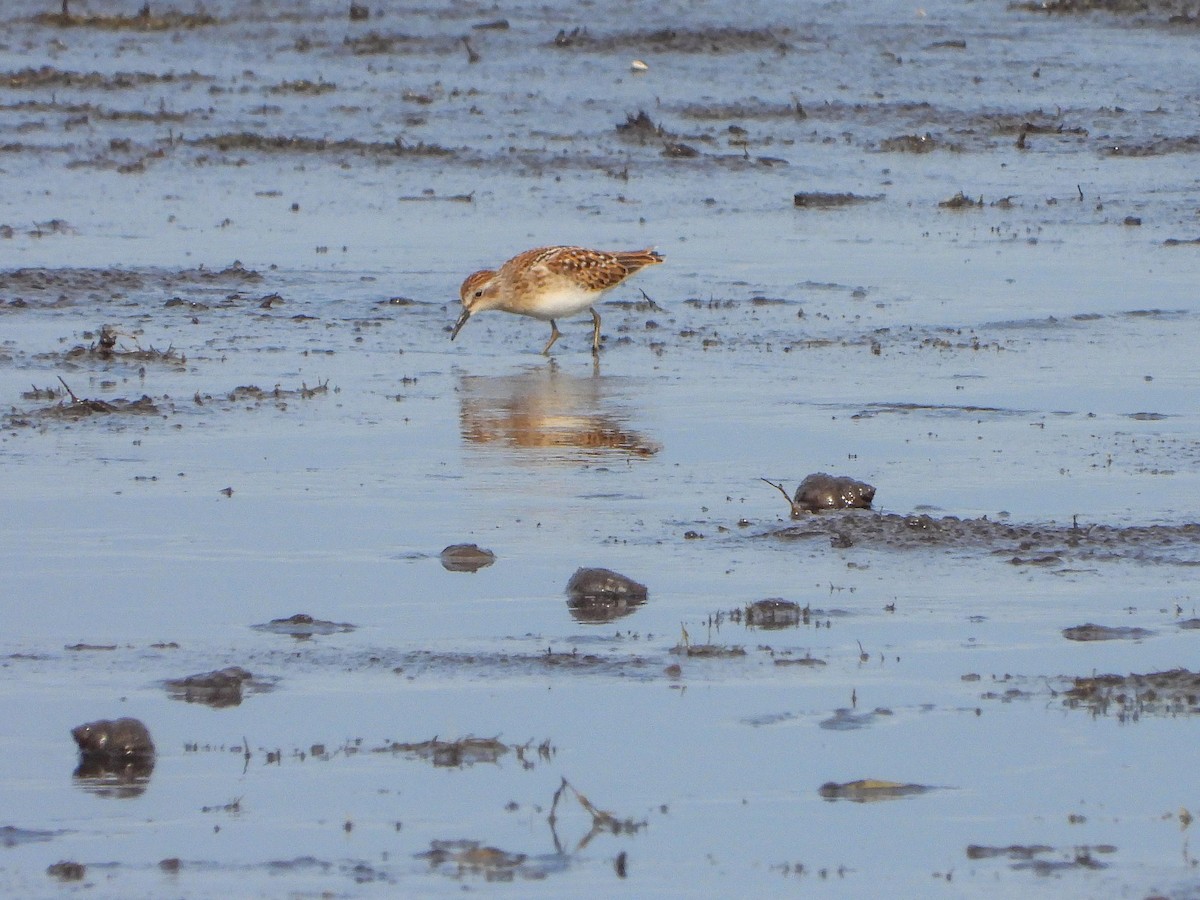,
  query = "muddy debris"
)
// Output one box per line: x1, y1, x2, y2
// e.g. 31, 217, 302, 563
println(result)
371, 735, 509, 768
793, 191, 883, 208
774, 655, 827, 667
46, 861, 86, 882
400, 647, 652, 678
211, 381, 330, 407
7, 377, 161, 425
417, 840, 533, 881
251, 613, 356, 638
616, 110, 666, 141
189, 132, 454, 159
32, 7, 218, 29
566, 567, 648, 623
762, 473, 876, 518
440, 543, 496, 572
1, 826, 64, 848
63, 324, 183, 364
879, 133, 941, 153
550, 26, 792, 53
670, 643, 746, 658
71, 717, 155, 795
939, 190, 984, 209
2, 66, 210, 90
550, 777, 645, 851
818, 780, 936, 802
163, 666, 273, 708
968, 842, 1115, 873
72, 717, 155, 760
744, 598, 804, 629
764, 513, 1200, 564
1062, 668, 1200, 718
819, 707, 894, 730
1061, 623, 1155, 641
